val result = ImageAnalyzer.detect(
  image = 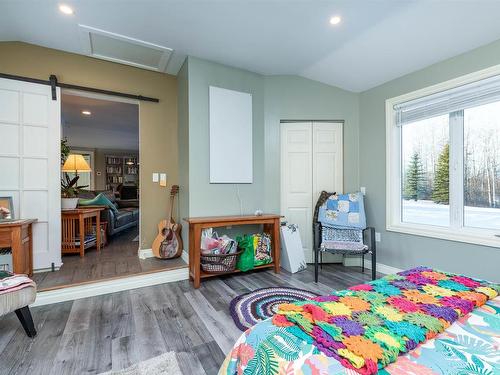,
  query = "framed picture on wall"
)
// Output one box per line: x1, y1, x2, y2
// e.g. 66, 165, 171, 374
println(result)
0, 196, 14, 221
